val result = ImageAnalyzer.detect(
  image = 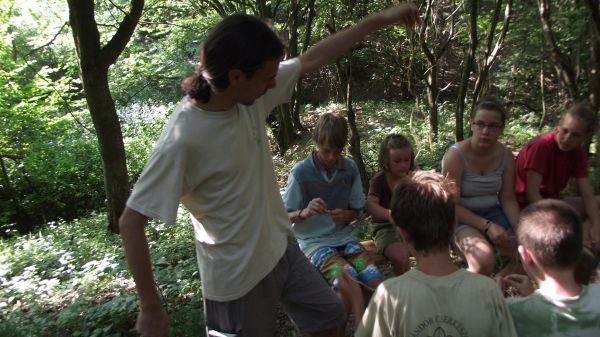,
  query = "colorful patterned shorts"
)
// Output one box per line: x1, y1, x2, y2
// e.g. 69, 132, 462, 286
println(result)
309, 241, 382, 291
